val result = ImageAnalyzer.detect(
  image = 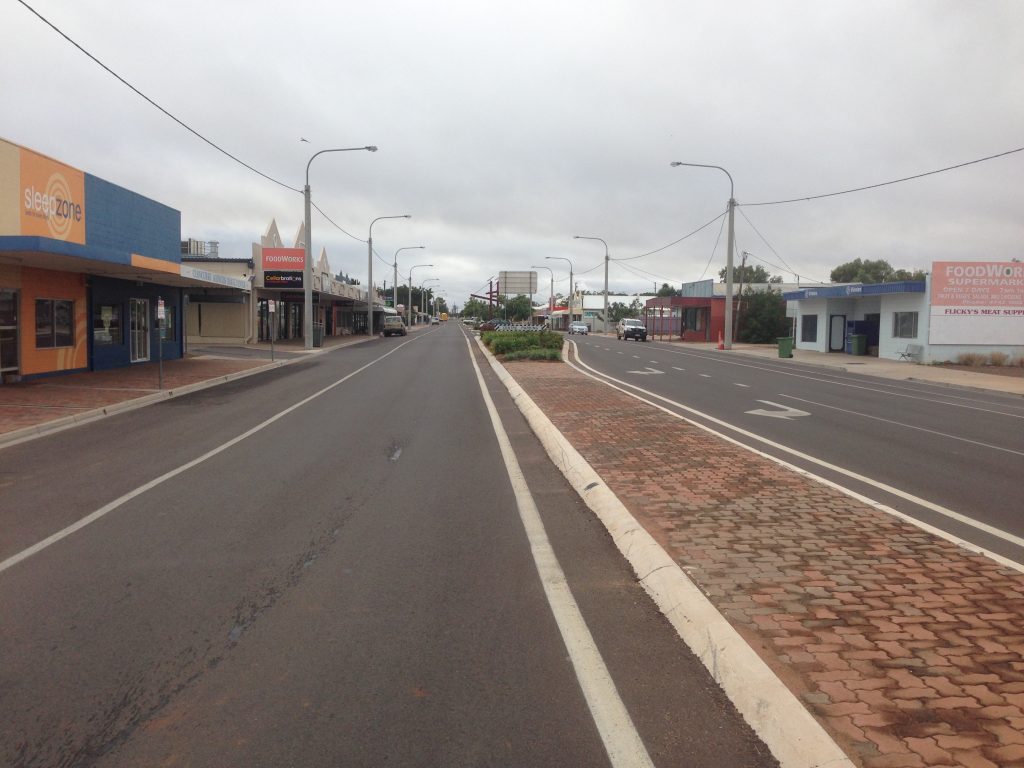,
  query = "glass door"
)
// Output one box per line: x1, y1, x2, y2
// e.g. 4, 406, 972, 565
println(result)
0, 289, 17, 377
130, 298, 150, 362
